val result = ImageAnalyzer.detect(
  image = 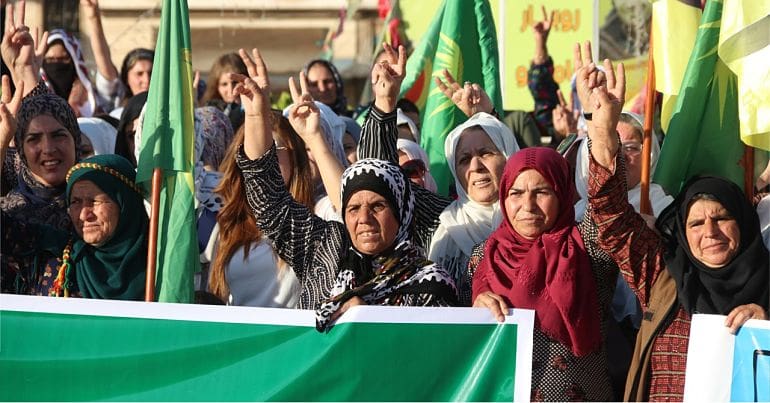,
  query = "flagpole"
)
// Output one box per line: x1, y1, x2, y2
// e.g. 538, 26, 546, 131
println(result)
144, 167, 162, 302
640, 25, 655, 216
